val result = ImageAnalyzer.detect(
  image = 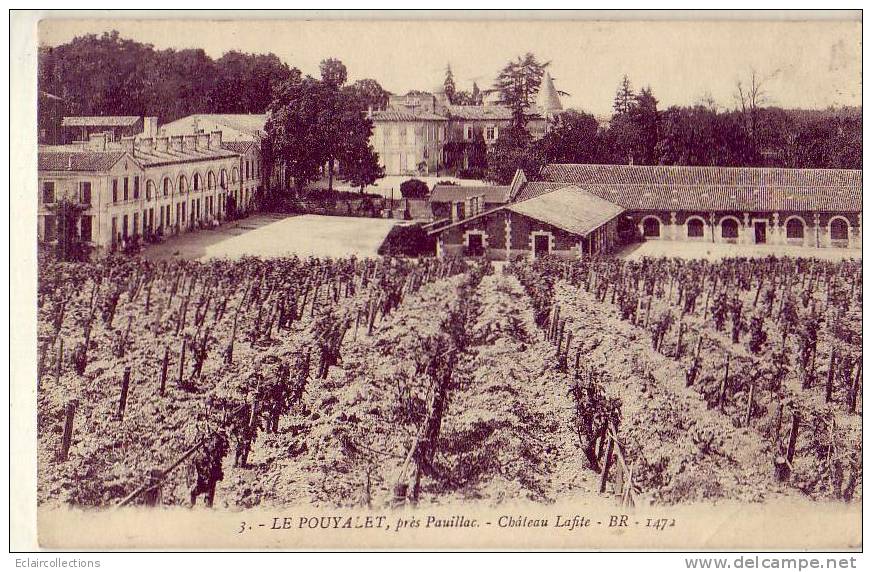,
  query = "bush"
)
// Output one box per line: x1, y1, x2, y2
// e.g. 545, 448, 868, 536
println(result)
378, 224, 435, 256
399, 178, 429, 199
